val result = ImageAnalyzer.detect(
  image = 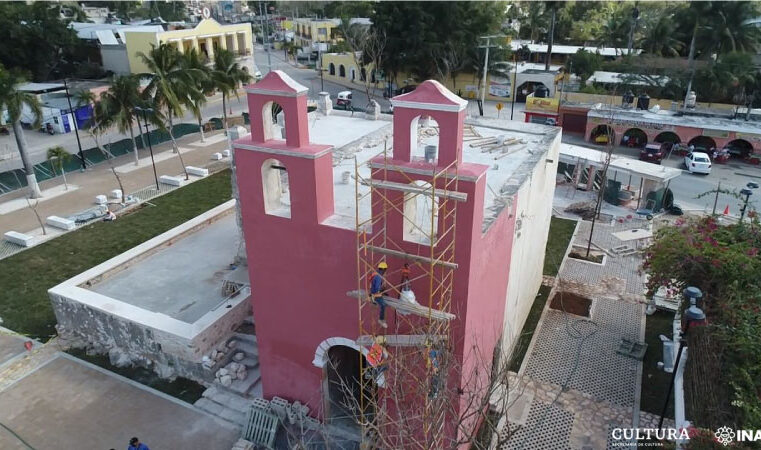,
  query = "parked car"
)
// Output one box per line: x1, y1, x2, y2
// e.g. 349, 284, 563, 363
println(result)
684, 151, 712, 174
640, 143, 665, 164
336, 91, 352, 109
